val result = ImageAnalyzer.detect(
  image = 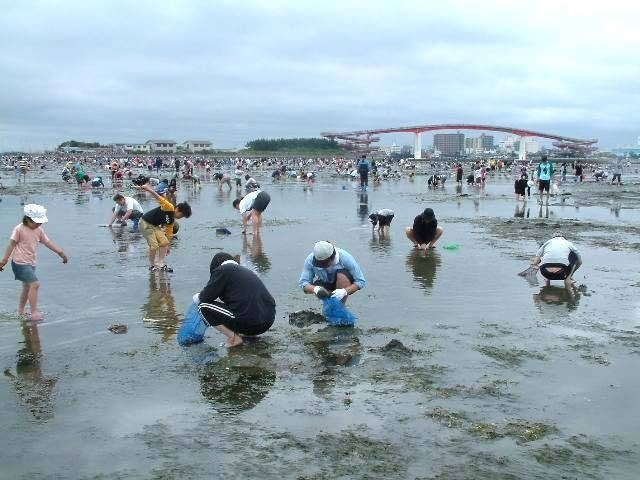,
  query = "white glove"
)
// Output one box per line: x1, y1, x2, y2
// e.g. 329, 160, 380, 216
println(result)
331, 288, 348, 300
313, 286, 330, 299
192, 293, 200, 304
